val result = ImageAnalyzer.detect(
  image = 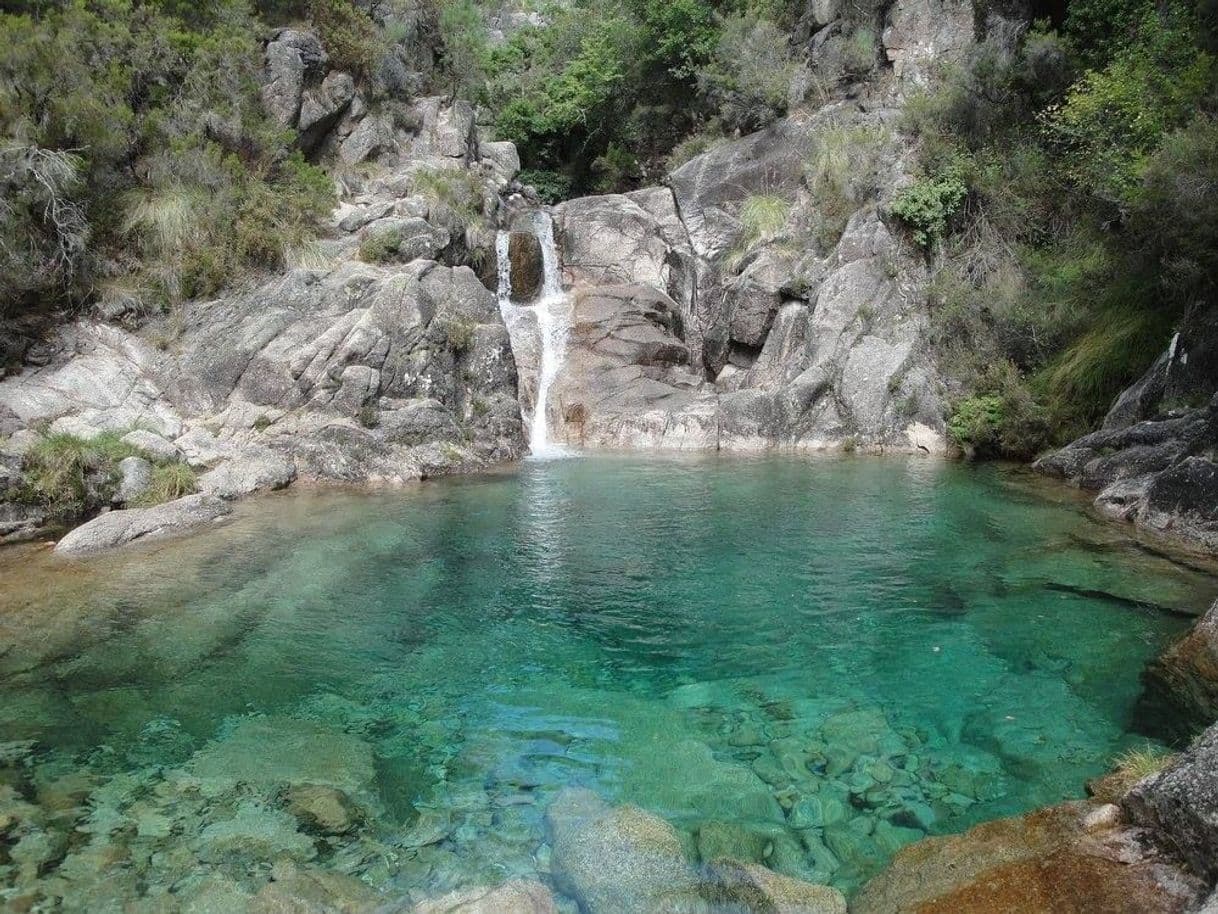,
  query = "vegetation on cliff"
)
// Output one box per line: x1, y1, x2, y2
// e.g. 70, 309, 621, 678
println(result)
0, 0, 349, 327
906, 0, 1217, 453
